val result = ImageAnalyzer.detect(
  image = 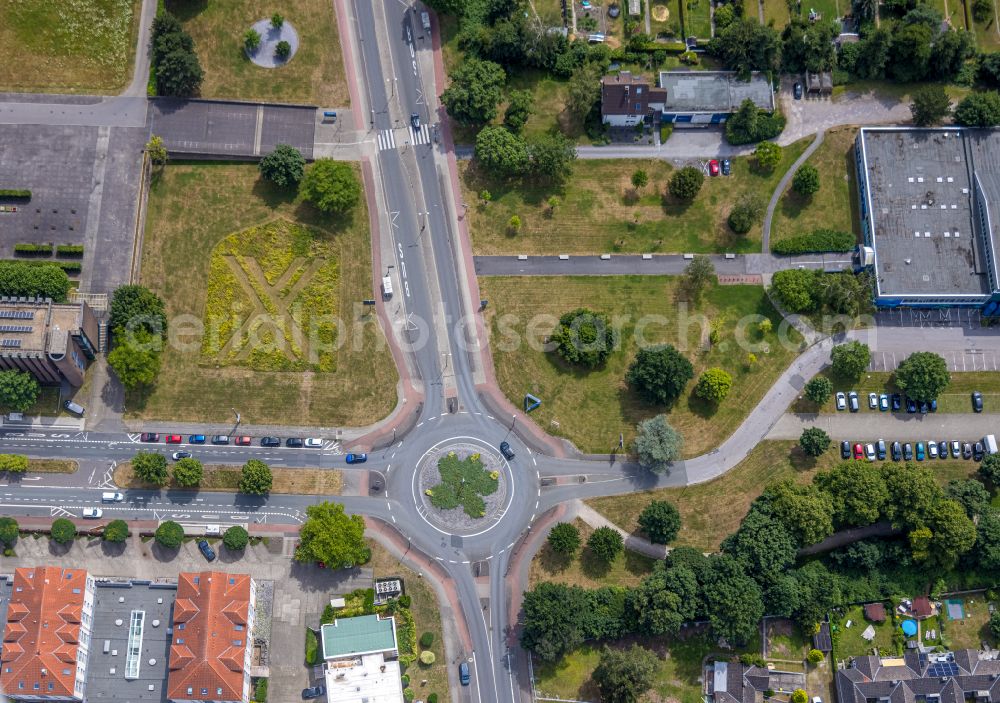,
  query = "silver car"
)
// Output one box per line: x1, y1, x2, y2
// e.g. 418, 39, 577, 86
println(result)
304, 438, 324, 448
